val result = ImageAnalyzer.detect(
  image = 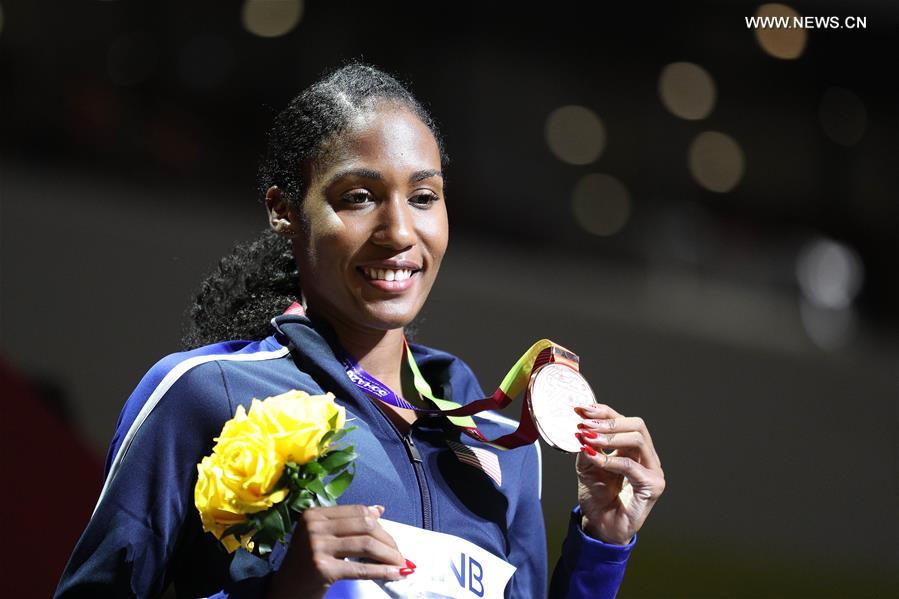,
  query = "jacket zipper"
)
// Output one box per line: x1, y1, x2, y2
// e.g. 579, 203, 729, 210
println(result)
401, 433, 433, 530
